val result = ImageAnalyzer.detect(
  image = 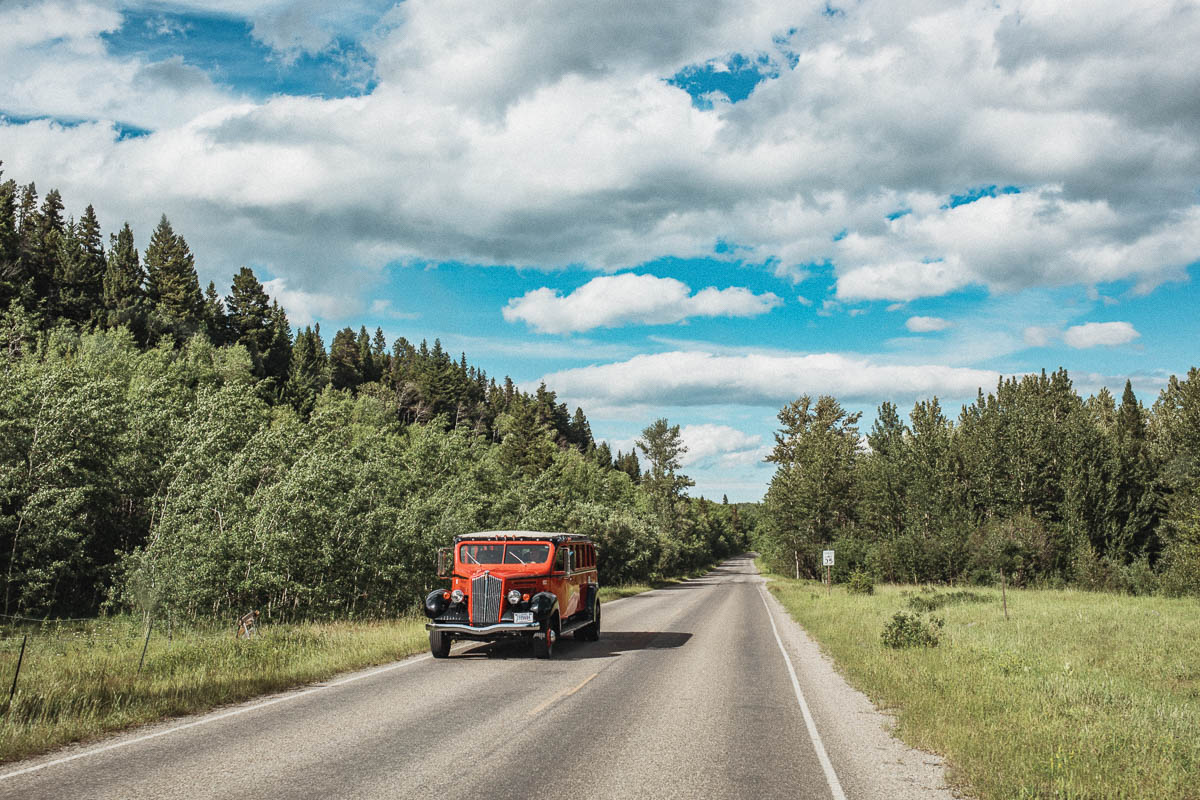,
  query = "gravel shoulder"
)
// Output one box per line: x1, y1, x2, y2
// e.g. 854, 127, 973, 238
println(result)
758, 573, 963, 800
